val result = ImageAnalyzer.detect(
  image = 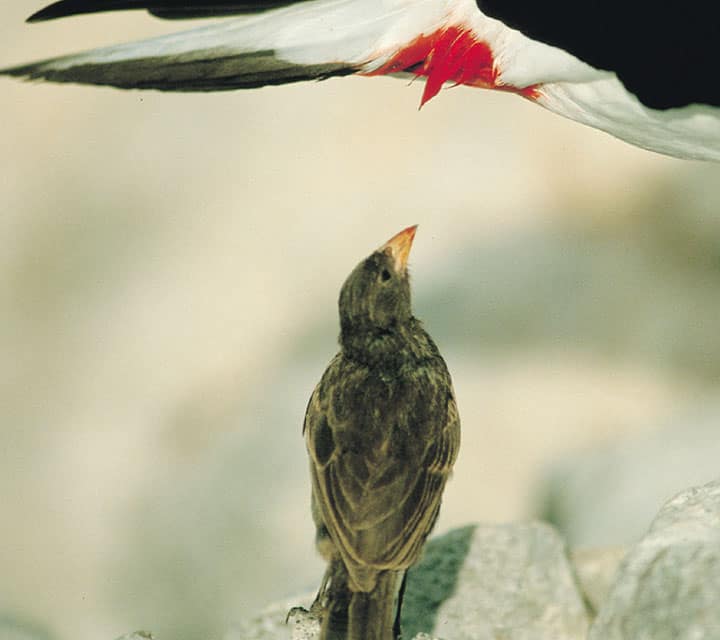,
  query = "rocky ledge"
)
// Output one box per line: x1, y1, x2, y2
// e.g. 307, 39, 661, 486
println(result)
110, 478, 720, 640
